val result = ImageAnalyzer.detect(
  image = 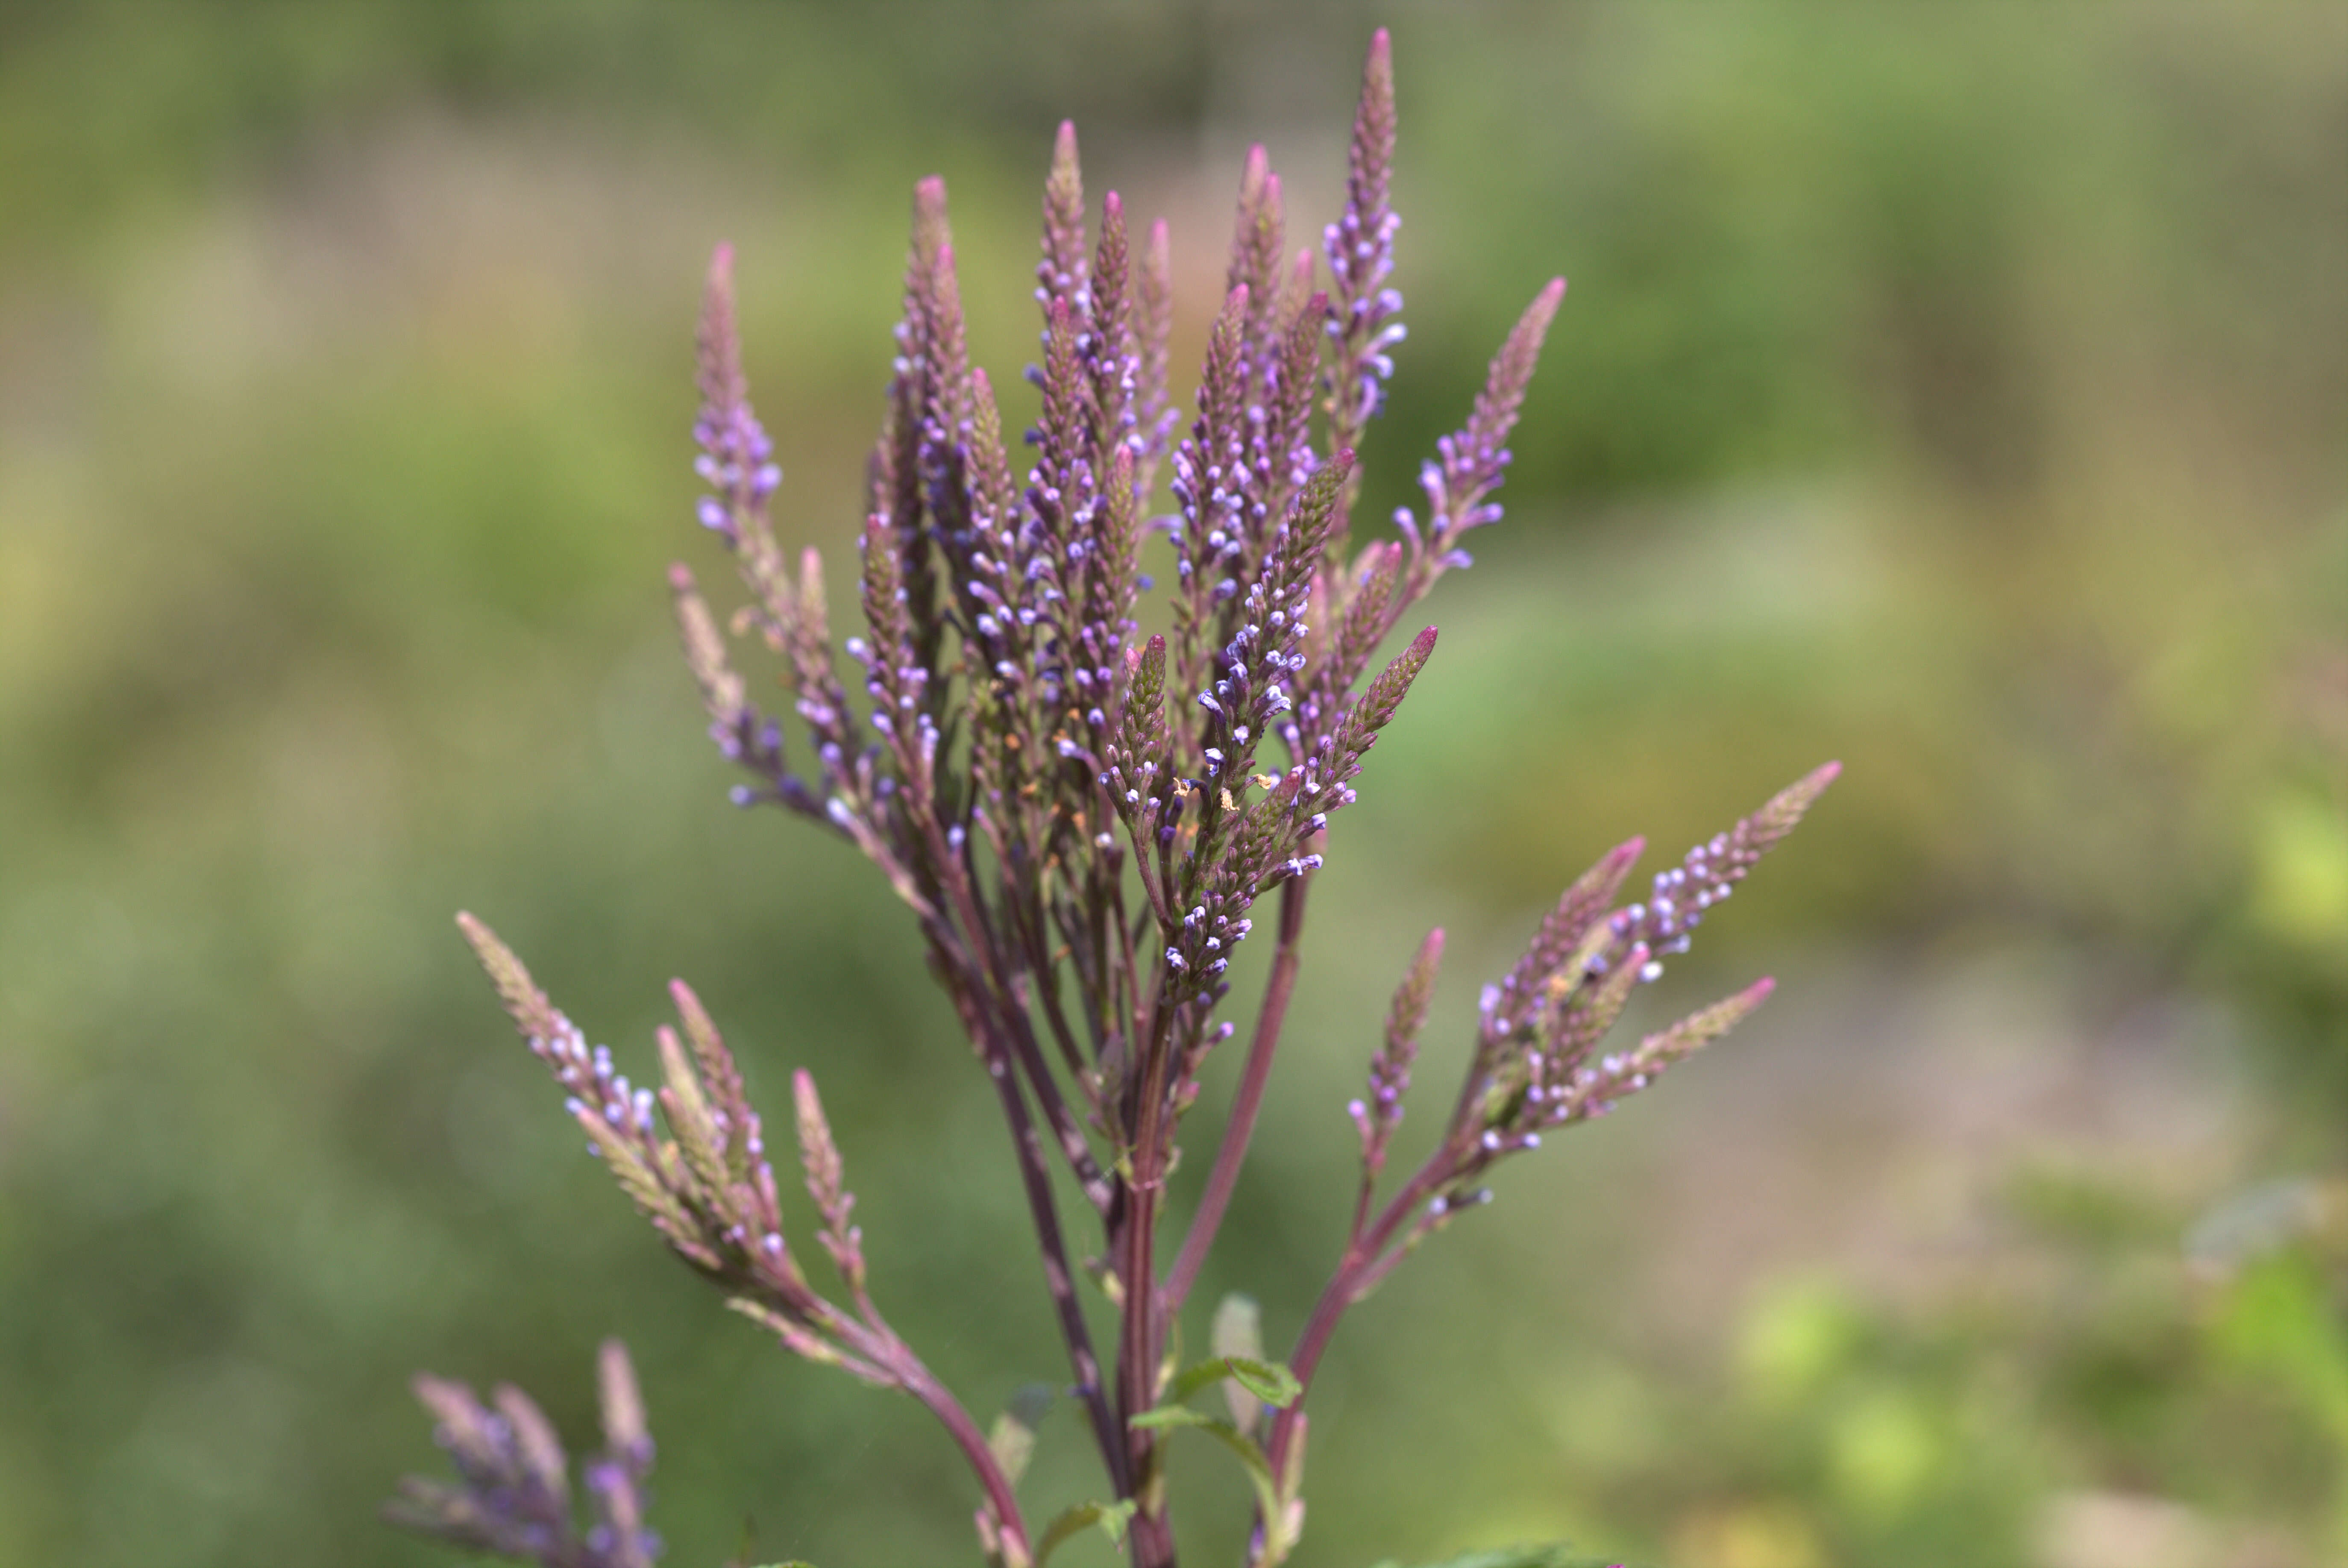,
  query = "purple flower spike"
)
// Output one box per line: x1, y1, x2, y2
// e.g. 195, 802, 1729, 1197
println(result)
389, 1343, 664, 1568
1325, 28, 1402, 478
1038, 120, 1088, 317
693, 244, 780, 550
1393, 276, 1566, 616
1088, 191, 1137, 456
1357, 927, 1444, 1184
1616, 761, 1841, 957
1131, 216, 1177, 490
1226, 144, 1291, 391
